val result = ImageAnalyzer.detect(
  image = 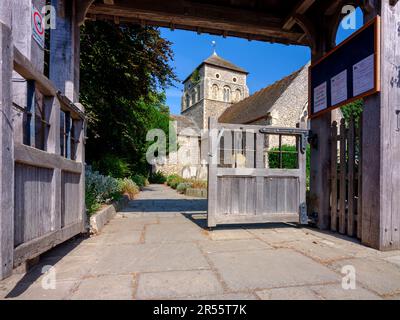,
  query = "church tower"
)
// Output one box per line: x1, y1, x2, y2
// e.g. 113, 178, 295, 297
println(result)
181, 52, 249, 129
